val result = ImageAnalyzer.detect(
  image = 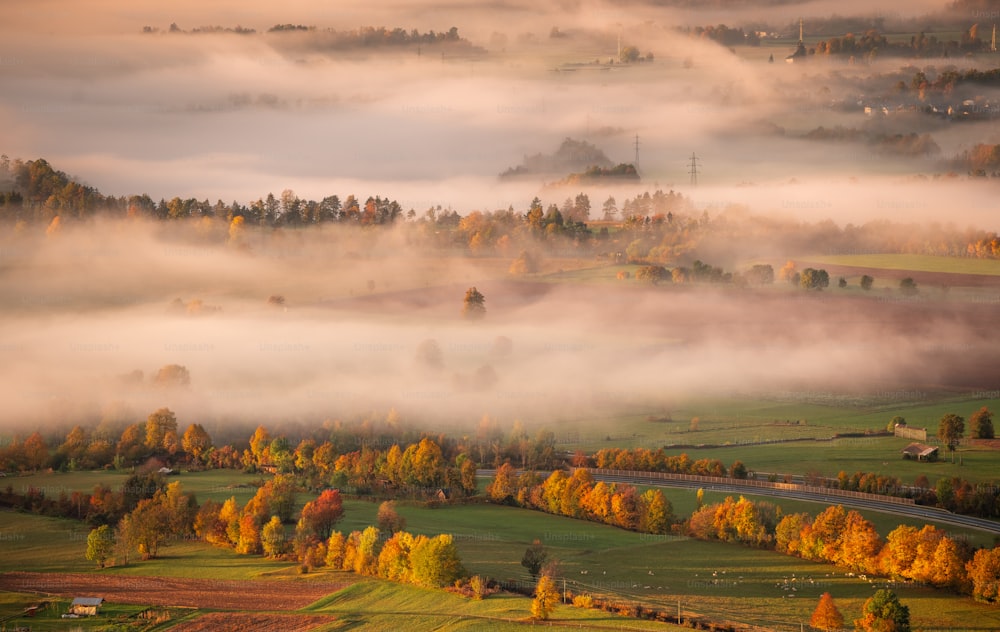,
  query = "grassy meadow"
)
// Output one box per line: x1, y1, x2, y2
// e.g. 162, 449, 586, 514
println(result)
4, 491, 1000, 631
